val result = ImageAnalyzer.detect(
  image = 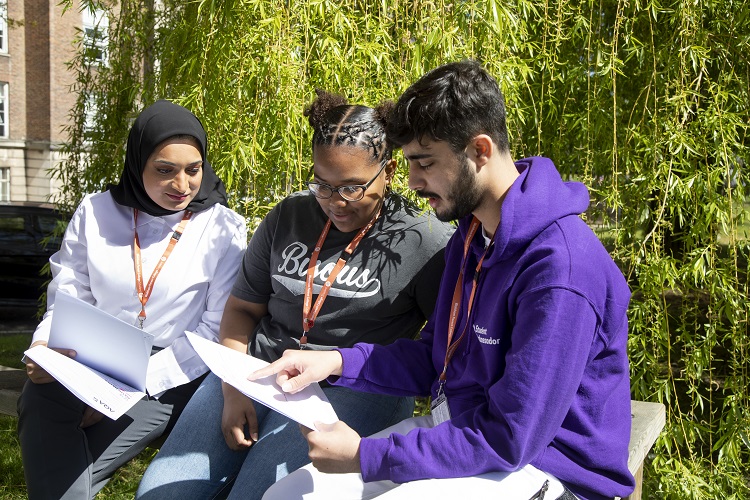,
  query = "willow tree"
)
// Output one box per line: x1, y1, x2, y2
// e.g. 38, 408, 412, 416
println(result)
58, 0, 750, 497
